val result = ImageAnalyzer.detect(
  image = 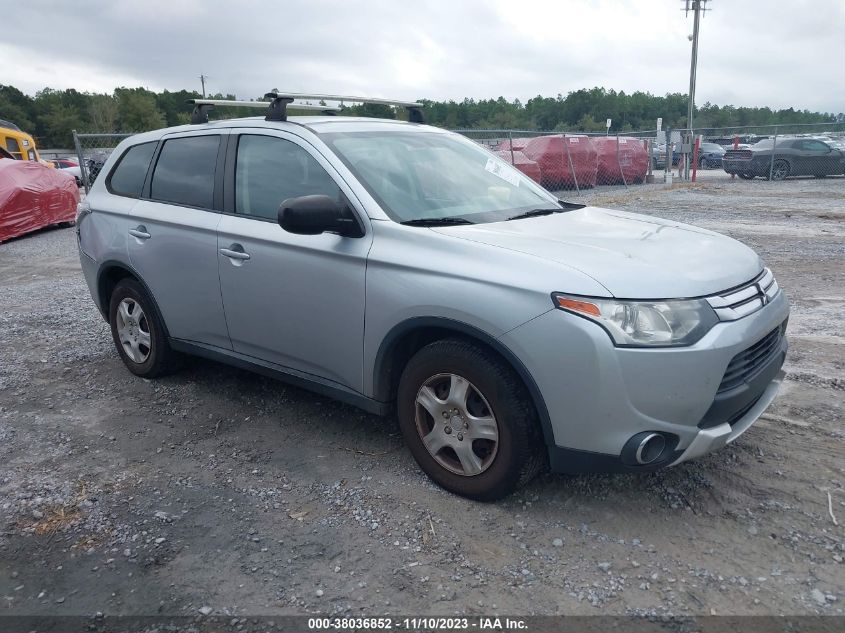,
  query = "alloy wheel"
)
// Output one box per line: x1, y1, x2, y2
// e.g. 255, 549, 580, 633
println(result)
115, 298, 151, 363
